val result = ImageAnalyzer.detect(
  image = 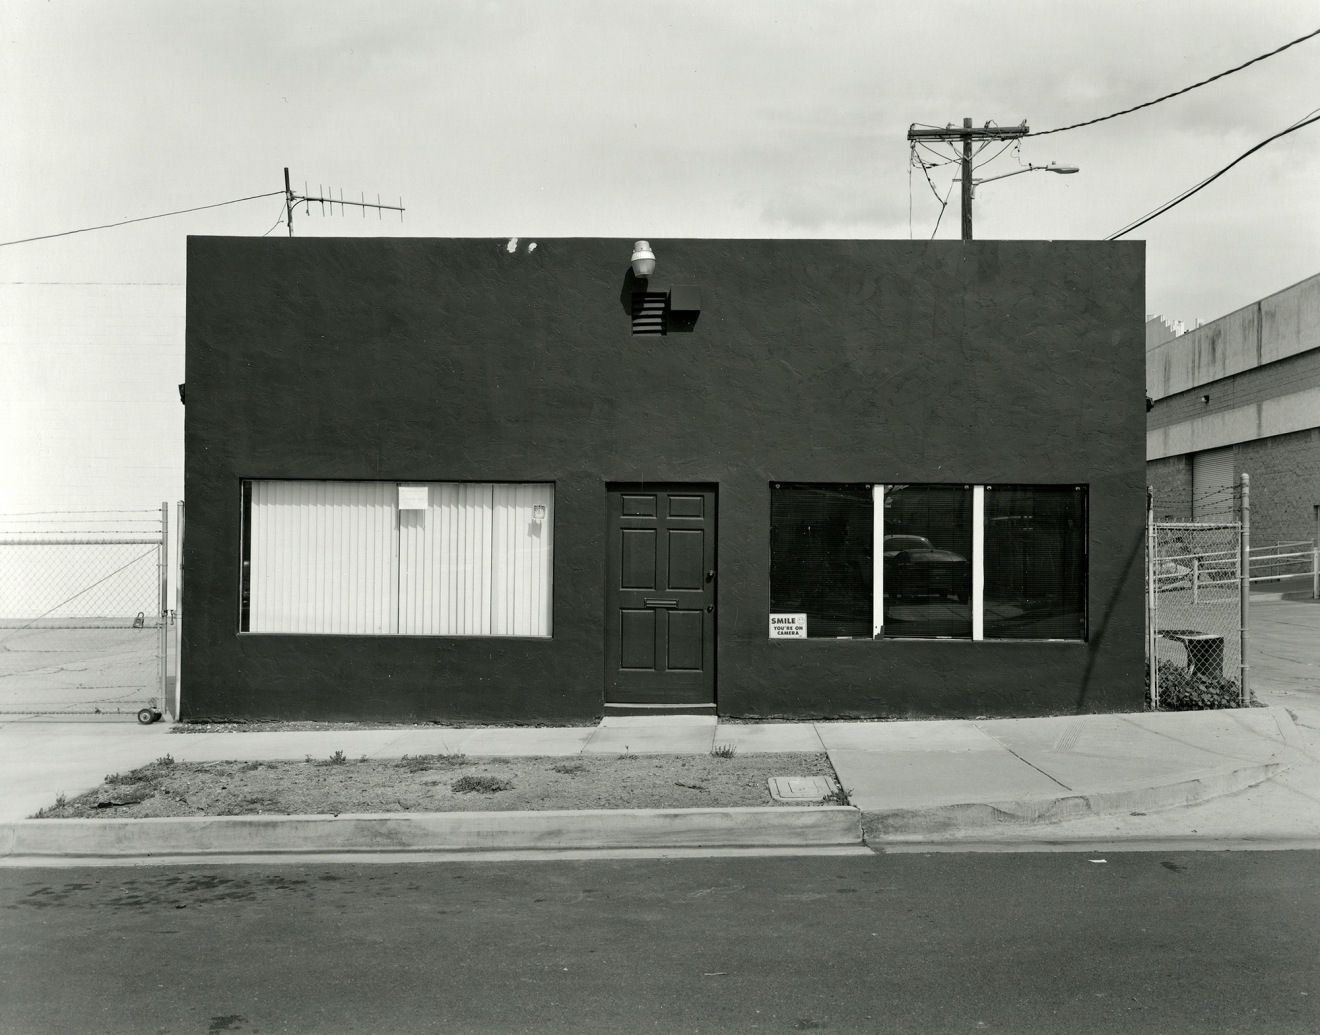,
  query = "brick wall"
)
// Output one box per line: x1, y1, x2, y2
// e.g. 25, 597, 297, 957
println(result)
1236, 427, 1320, 547
1147, 455, 1193, 522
